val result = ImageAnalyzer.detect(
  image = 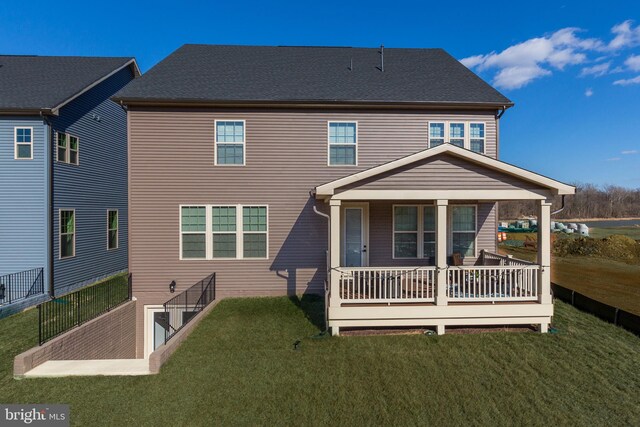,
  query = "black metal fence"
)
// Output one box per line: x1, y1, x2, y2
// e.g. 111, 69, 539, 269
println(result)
0, 267, 45, 306
163, 273, 216, 344
552, 283, 640, 336
38, 273, 132, 345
